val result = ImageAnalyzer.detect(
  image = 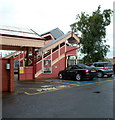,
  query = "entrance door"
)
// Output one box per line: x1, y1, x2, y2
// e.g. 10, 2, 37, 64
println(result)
14, 60, 20, 81
67, 56, 76, 67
